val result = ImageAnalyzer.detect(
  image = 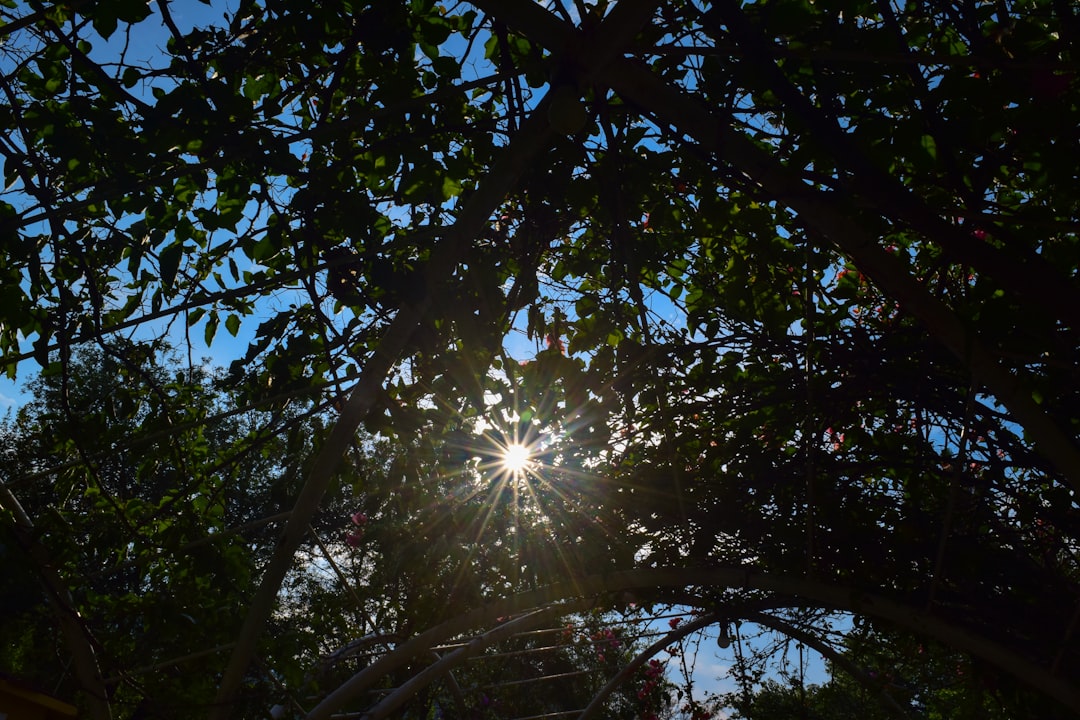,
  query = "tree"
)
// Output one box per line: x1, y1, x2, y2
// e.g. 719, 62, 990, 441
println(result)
0, 343, 332, 717
722, 619, 1070, 720
1, 0, 1078, 718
